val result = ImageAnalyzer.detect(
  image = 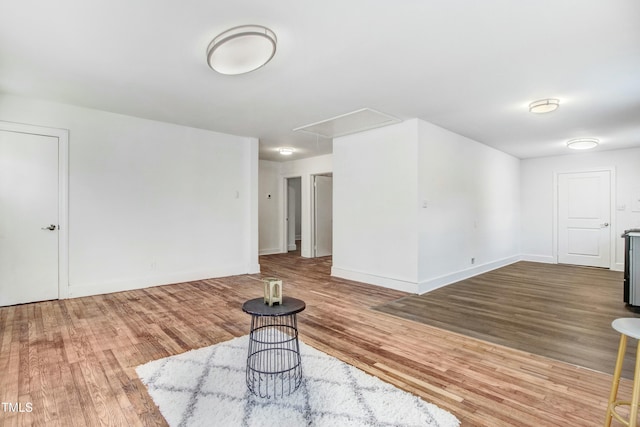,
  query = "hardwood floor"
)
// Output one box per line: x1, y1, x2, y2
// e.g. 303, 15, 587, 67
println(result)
374, 261, 638, 379
0, 254, 629, 426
